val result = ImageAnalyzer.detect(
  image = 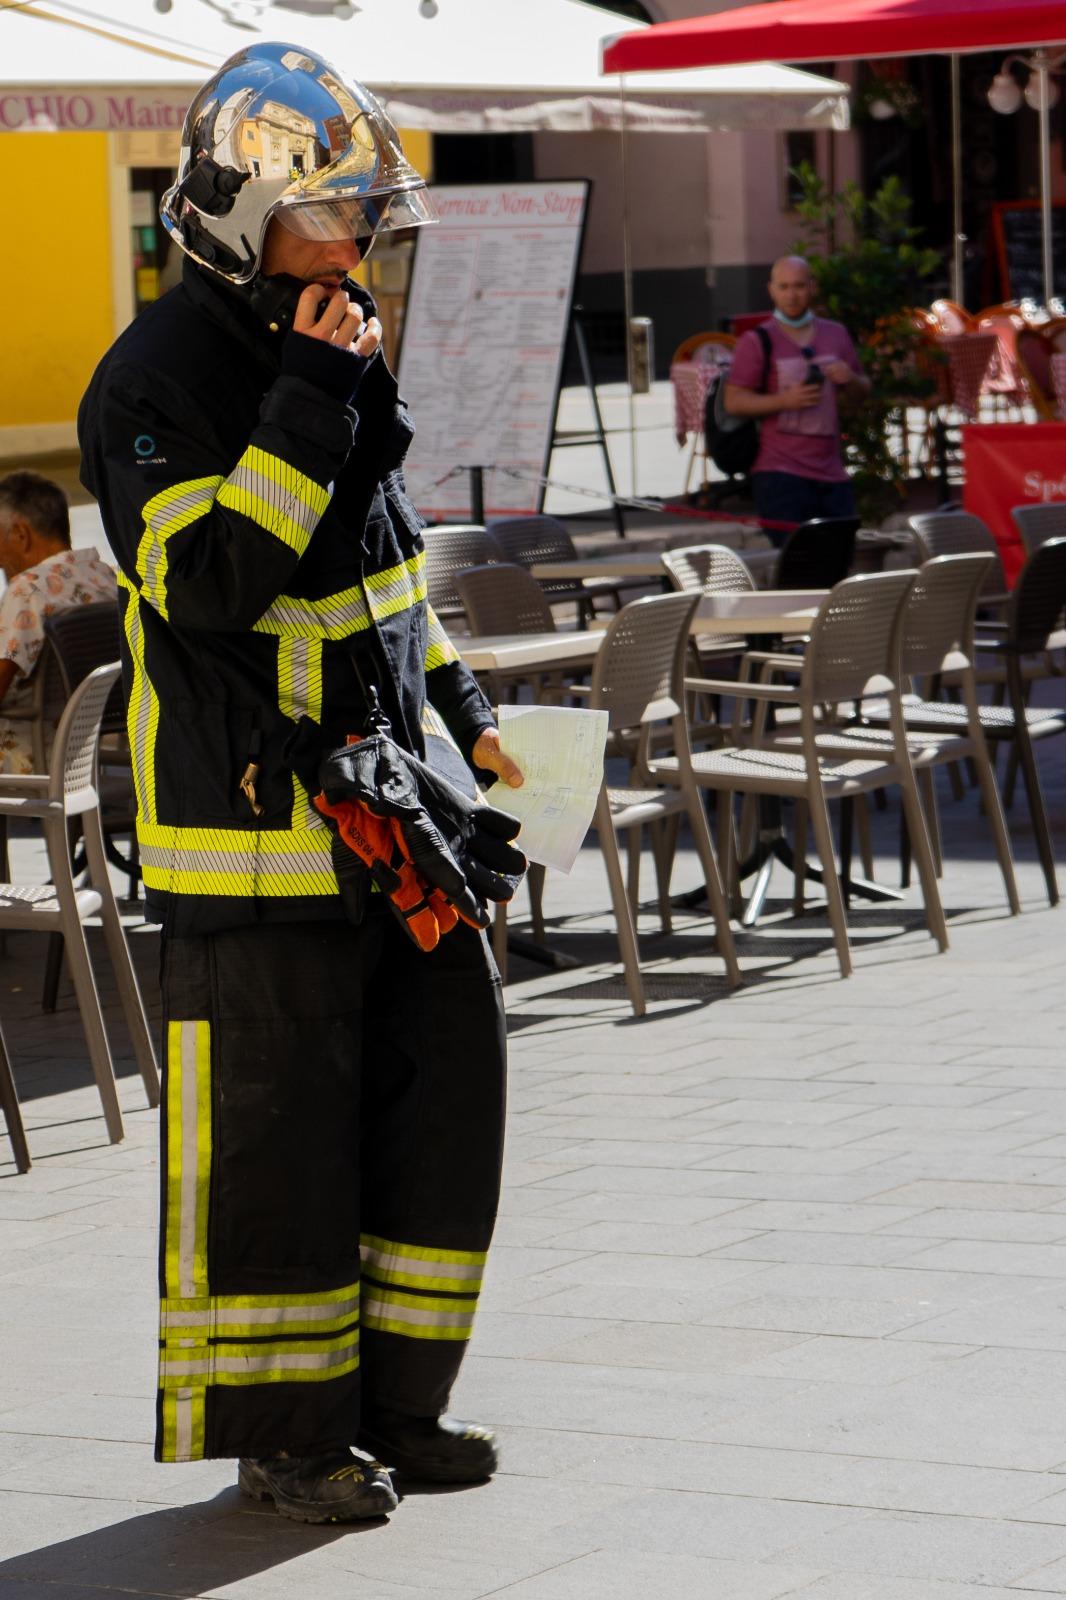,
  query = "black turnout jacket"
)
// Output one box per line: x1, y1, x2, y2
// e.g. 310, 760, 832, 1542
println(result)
78, 262, 493, 936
